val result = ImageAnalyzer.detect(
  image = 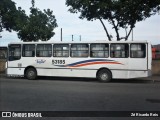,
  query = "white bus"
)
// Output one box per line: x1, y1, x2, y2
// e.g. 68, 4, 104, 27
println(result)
6, 41, 152, 82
